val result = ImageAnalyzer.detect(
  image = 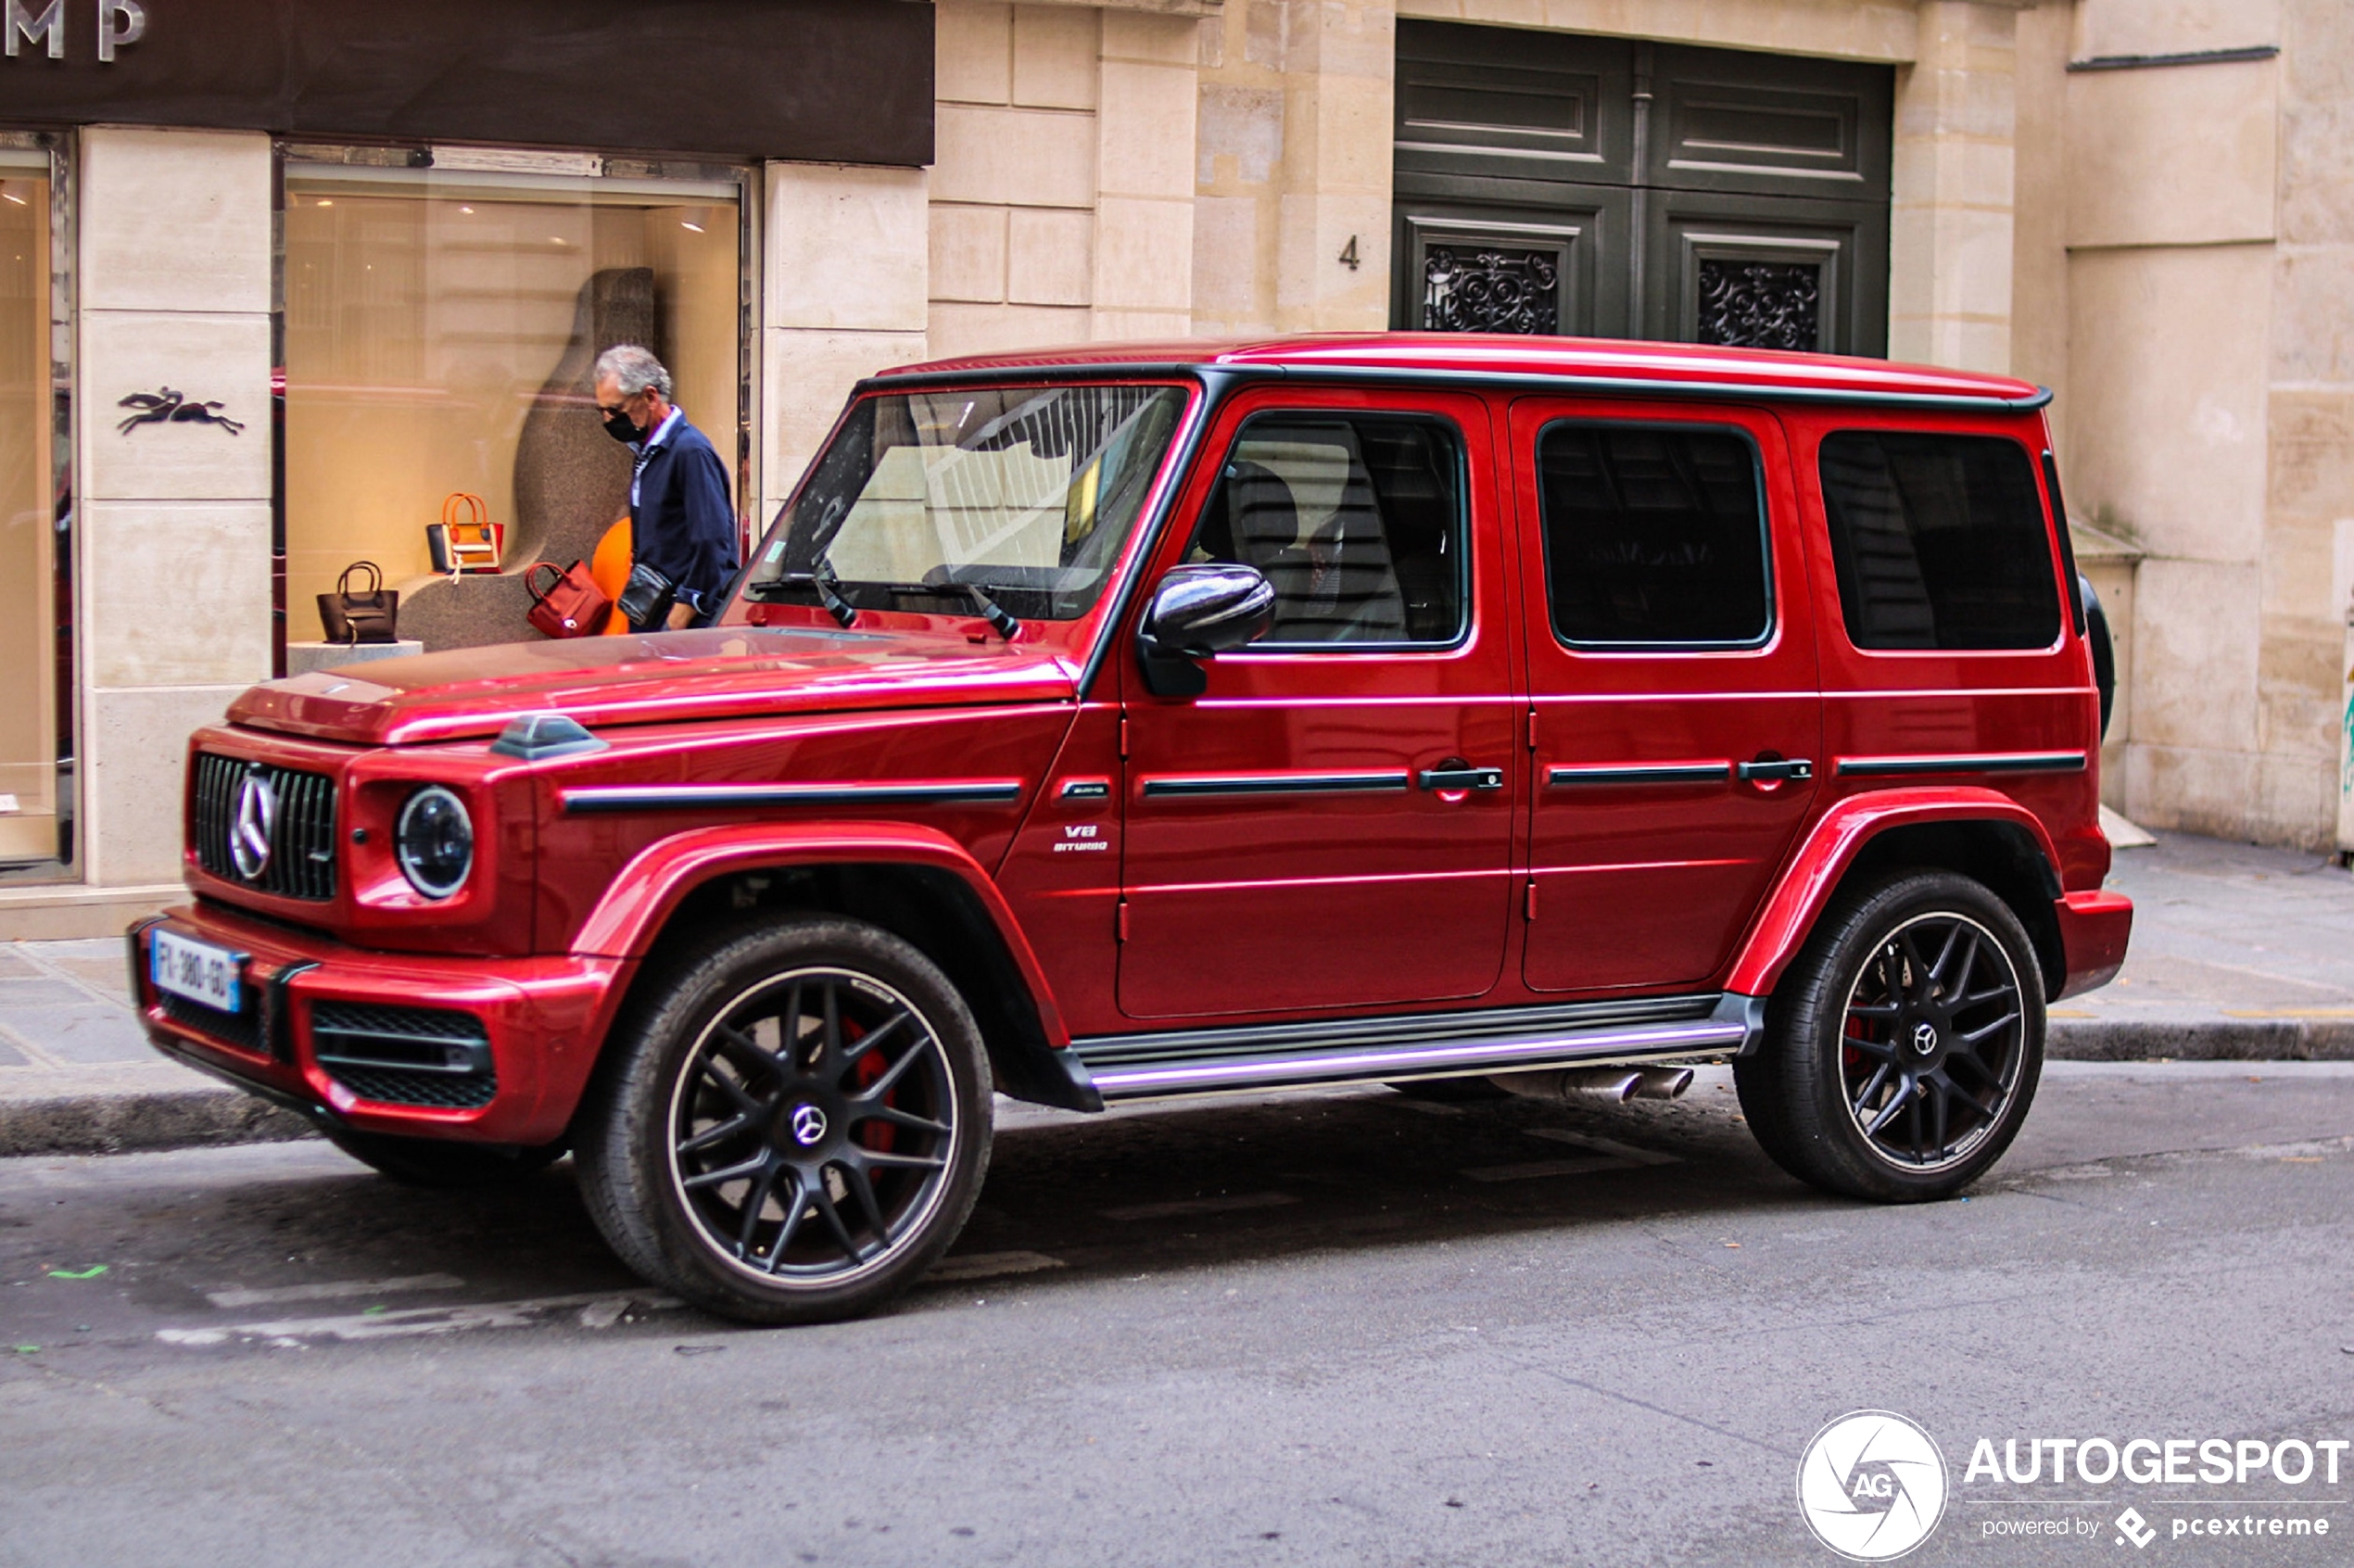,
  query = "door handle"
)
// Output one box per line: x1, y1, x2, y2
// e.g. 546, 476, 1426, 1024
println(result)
1737, 757, 1815, 783
1419, 764, 1505, 792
